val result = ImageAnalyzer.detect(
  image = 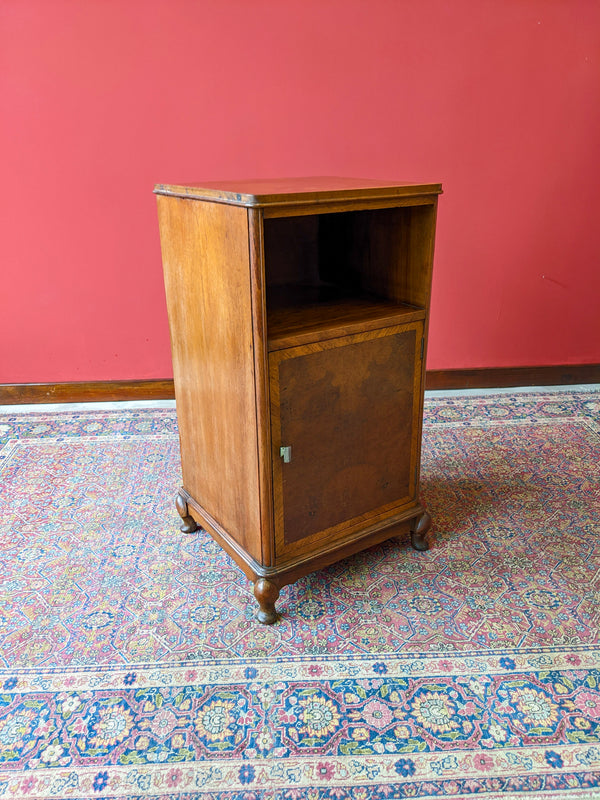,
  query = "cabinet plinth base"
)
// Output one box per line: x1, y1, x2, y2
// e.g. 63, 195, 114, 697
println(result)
176, 488, 434, 624
175, 491, 199, 534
